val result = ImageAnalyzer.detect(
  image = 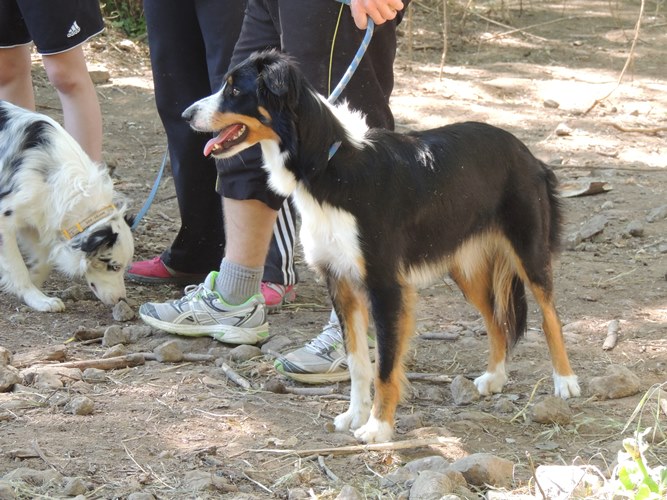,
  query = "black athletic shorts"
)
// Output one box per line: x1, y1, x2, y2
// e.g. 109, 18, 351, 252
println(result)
0, 0, 104, 54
